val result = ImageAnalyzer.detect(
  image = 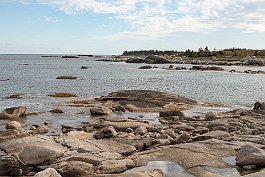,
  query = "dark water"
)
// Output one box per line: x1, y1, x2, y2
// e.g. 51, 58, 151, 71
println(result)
0, 54, 265, 131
